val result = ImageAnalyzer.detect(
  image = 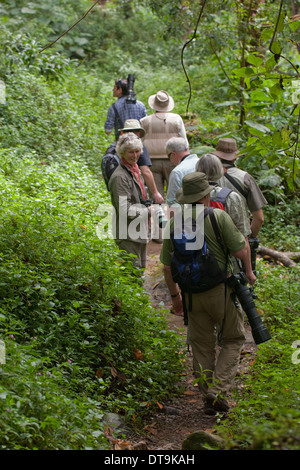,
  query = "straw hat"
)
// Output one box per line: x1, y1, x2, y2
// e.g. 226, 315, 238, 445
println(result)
176, 172, 213, 204
148, 90, 174, 112
212, 138, 240, 161
119, 119, 145, 139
